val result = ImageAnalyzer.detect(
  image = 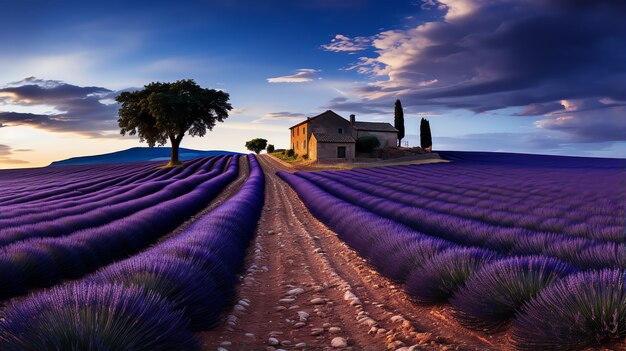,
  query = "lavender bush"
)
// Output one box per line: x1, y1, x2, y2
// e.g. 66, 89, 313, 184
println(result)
0, 282, 199, 350
450, 256, 575, 331
512, 269, 626, 350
